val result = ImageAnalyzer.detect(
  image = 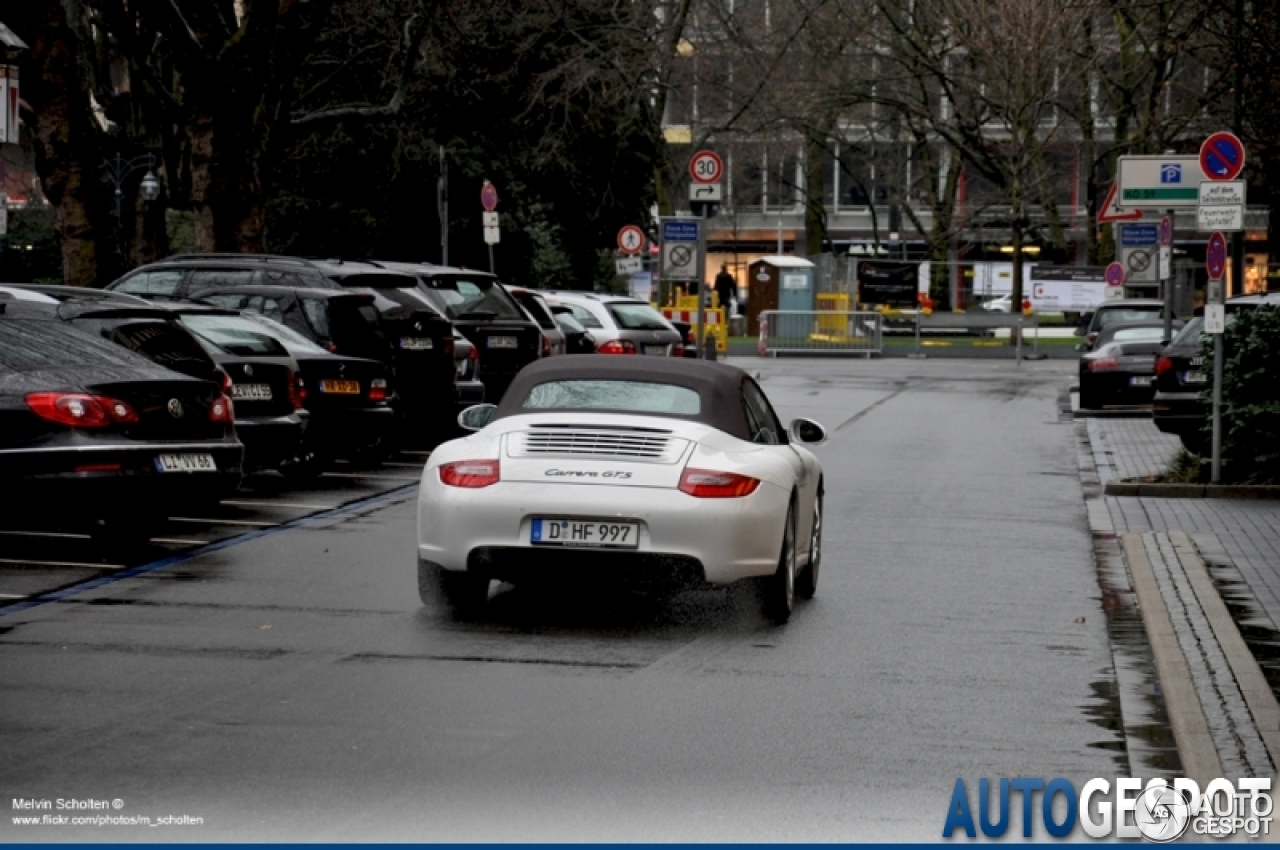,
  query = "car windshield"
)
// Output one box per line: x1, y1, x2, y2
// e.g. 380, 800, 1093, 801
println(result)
418, 276, 524, 320
1108, 326, 1166, 342
522, 379, 701, 415
1097, 307, 1162, 328
1170, 317, 1205, 346
179, 314, 290, 357
607, 302, 671, 331
105, 321, 215, 373
240, 312, 330, 355
512, 292, 557, 330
